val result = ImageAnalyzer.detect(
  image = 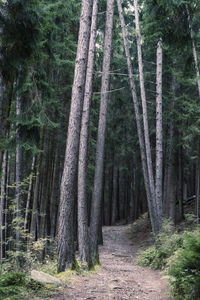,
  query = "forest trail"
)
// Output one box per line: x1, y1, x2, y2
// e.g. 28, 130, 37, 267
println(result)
53, 225, 170, 300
